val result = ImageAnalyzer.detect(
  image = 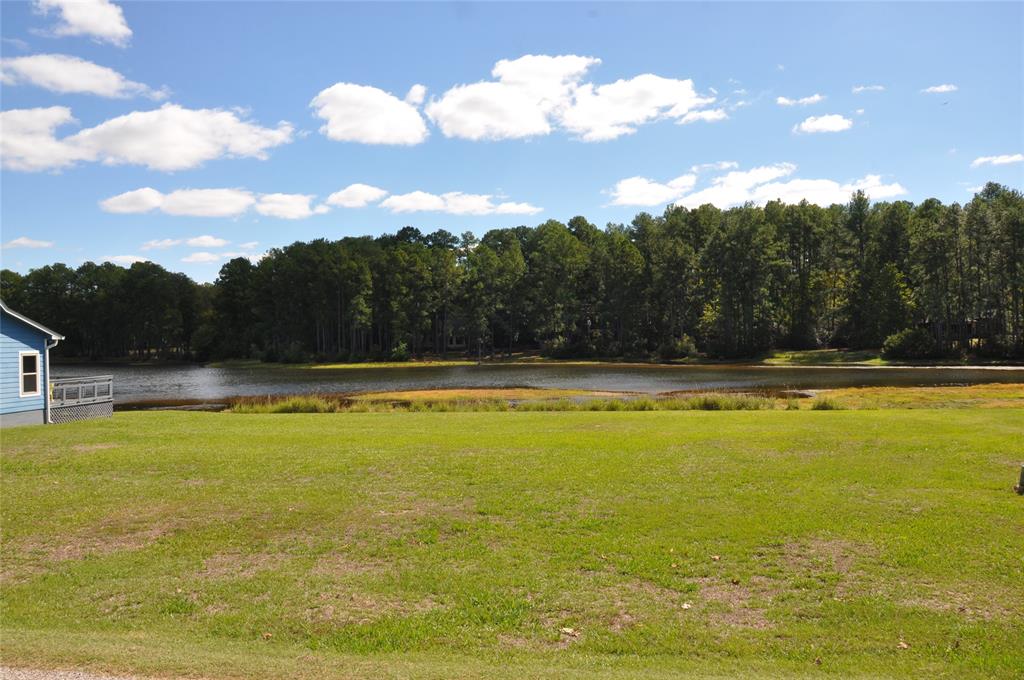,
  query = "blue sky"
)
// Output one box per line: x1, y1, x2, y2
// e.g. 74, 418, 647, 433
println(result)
1, 1, 1021, 281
